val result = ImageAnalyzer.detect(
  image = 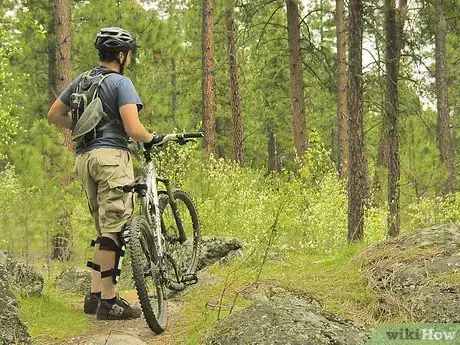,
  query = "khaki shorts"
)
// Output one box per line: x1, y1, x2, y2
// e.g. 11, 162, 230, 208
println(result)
75, 148, 134, 235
